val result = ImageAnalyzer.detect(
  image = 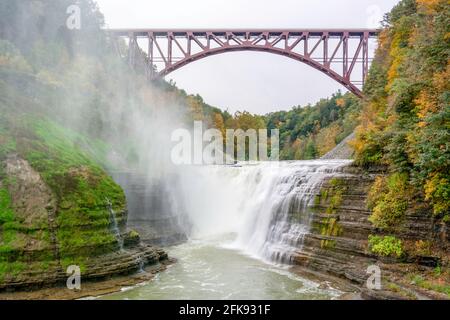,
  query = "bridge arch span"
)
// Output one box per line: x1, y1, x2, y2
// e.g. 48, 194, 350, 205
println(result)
160, 45, 362, 98
110, 29, 379, 98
